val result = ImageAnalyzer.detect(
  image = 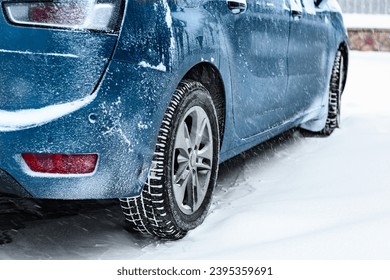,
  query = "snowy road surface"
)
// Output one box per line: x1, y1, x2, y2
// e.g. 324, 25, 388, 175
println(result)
1, 51, 390, 259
